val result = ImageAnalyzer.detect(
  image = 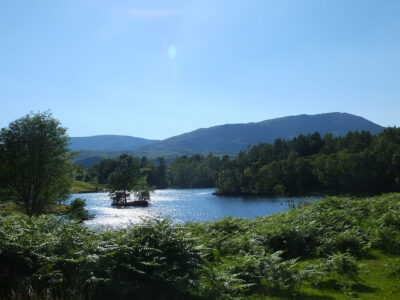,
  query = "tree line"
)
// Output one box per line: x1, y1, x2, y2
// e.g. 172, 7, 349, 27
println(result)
76, 153, 222, 190
76, 128, 400, 196
216, 129, 400, 195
